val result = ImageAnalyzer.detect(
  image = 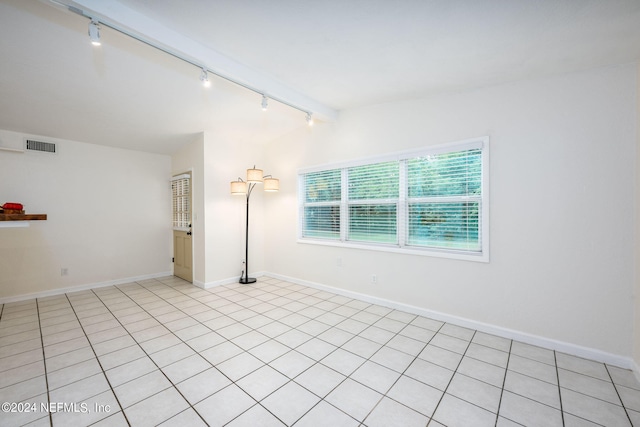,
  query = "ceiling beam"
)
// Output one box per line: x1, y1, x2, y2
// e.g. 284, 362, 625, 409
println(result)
48, 0, 338, 122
